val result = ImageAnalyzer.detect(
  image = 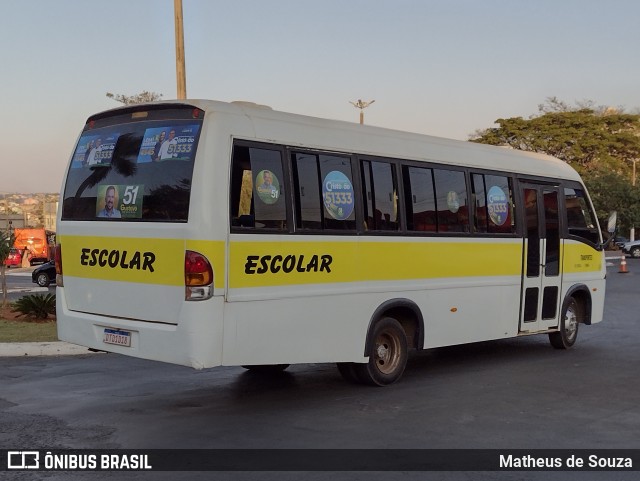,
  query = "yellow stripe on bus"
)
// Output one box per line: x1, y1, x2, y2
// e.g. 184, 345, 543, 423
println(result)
59, 236, 226, 288
229, 240, 524, 288
59, 235, 601, 289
